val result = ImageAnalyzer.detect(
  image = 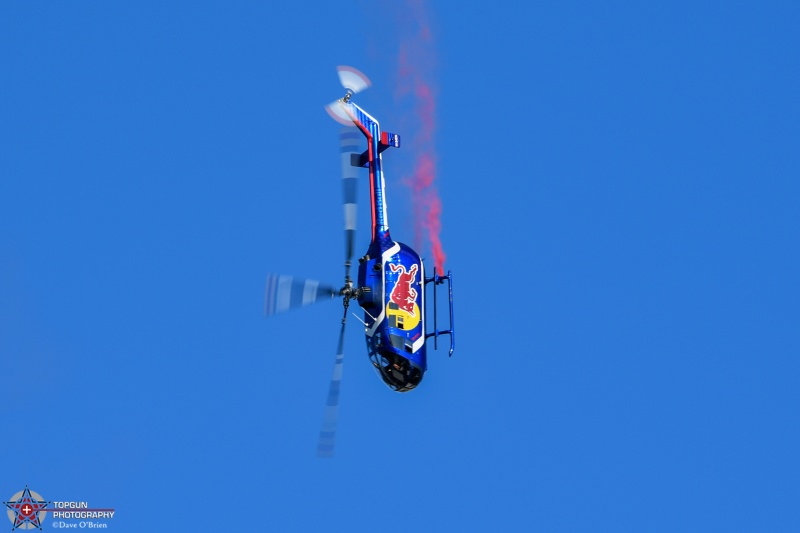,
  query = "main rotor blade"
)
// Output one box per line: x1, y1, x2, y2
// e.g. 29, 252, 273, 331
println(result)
317, 321, 346, 458
264, 274, 337, 316
341, 129, 360, 280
